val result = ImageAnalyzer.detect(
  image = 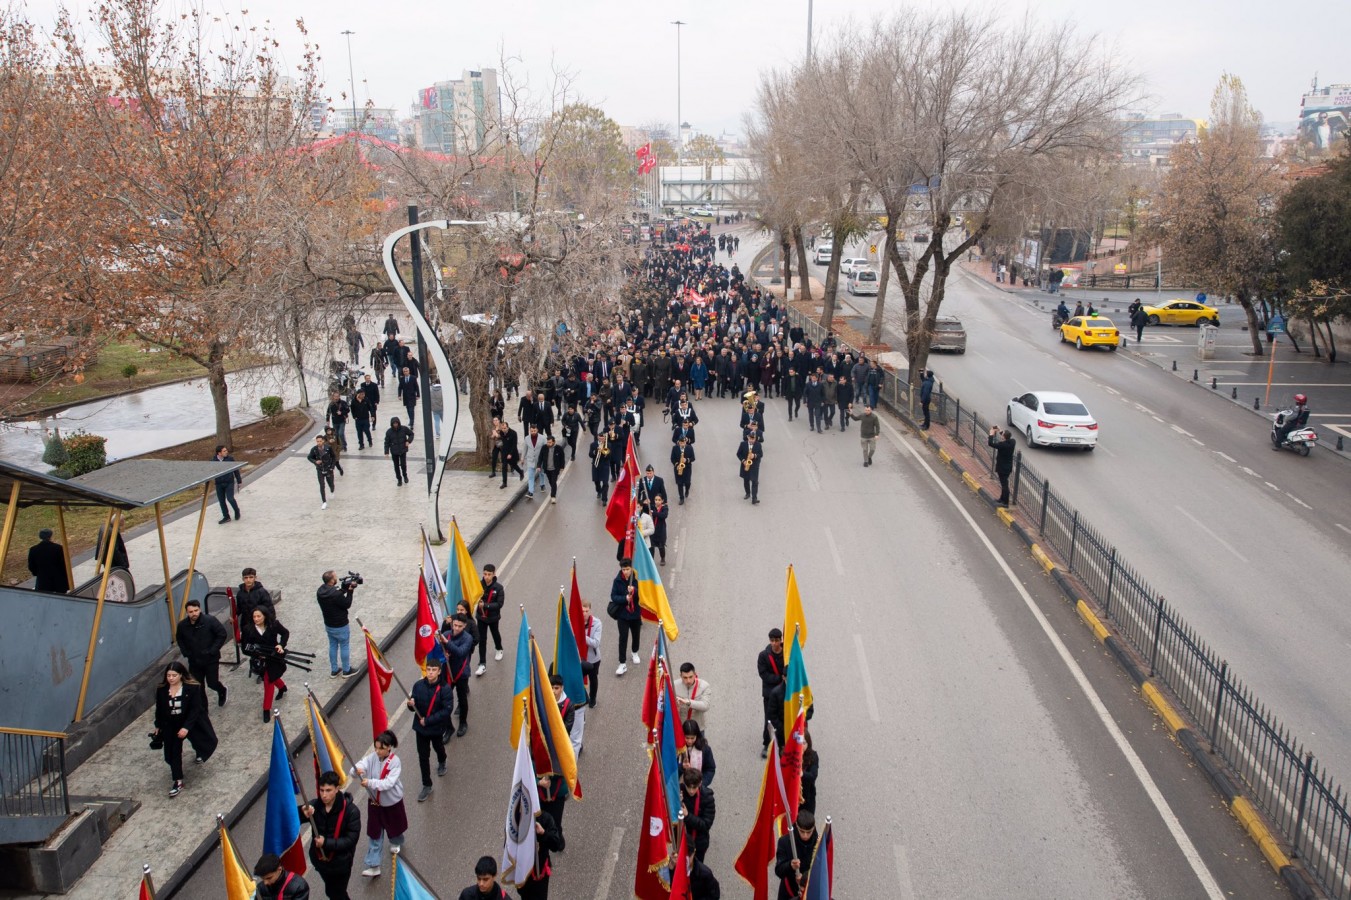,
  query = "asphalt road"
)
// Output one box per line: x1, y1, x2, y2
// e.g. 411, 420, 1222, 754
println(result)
177, 390, 1284, 898
831, 258, 1351, 780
